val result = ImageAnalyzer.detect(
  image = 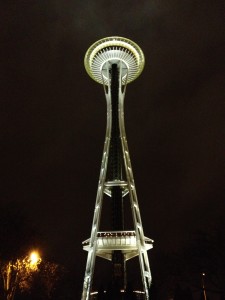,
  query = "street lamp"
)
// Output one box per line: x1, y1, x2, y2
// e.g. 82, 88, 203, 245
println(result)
201, 273, 207, 300
28, 251, 41, 270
